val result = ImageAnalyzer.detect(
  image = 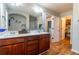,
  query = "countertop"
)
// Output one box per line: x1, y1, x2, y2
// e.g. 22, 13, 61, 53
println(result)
0, 32, 50, 39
